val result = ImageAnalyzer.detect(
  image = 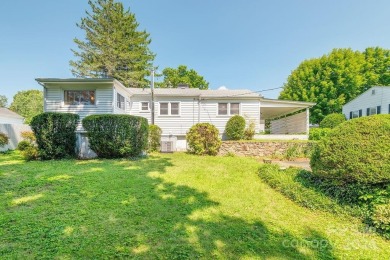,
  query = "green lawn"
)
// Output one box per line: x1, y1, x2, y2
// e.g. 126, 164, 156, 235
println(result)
1, 152, 389, 259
